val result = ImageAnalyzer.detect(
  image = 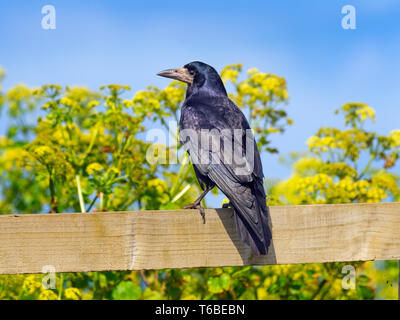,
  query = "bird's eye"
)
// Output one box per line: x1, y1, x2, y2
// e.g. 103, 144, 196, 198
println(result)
189, 70, 195, 76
